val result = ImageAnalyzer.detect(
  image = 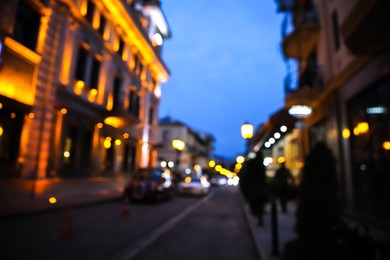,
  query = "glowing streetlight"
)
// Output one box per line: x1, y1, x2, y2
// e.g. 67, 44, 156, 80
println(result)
172, 139, 185, 151
241, 122, 254, 139
172, 139, 185, 178
236, 155, 245, 164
